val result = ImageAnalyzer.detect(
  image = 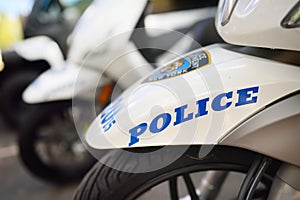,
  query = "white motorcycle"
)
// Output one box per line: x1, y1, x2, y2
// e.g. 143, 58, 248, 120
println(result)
74, 0, 300, 199
19, 0, 221, 183
0, 0, 90, 127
